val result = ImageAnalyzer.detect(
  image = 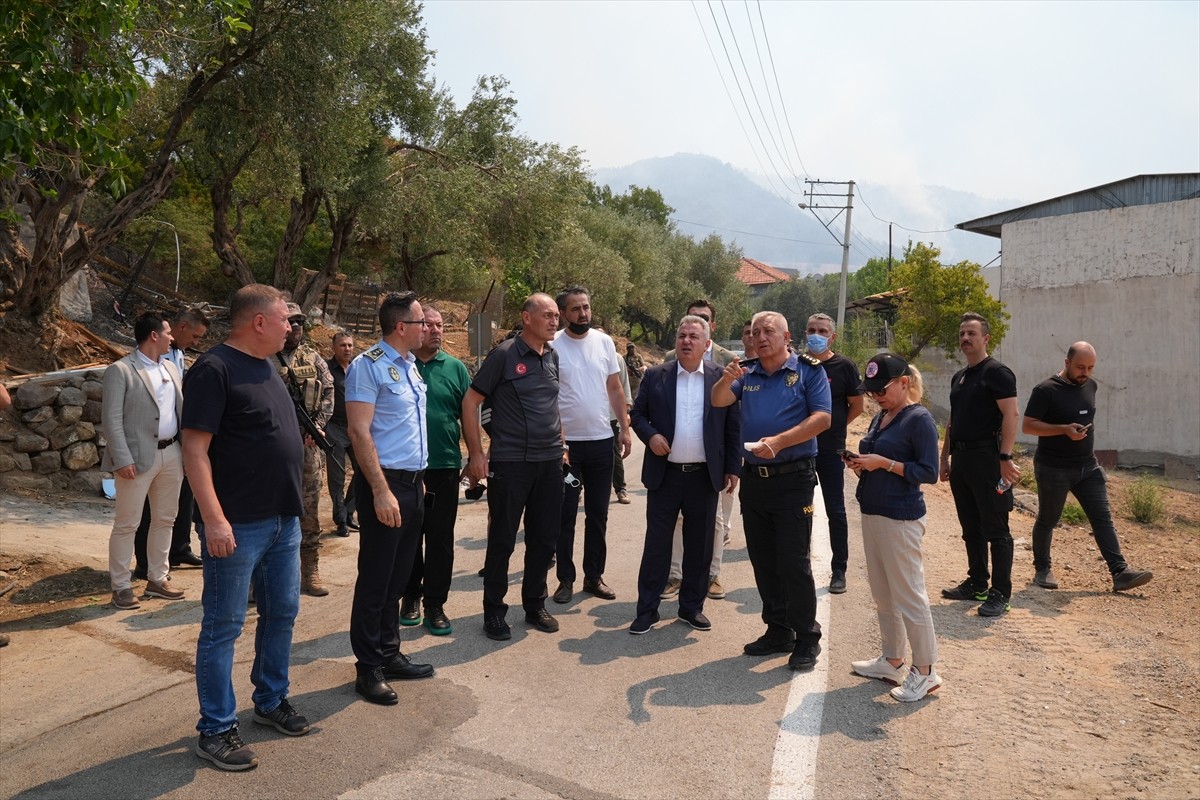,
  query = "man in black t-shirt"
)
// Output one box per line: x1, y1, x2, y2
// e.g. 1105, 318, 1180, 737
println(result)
463, 292, 565, 642
939, 312, 1021, 617
805, 313, 863, 594
182, 285, 311, 771
326, 330, 357, 536
1021, 342, 1152, 593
